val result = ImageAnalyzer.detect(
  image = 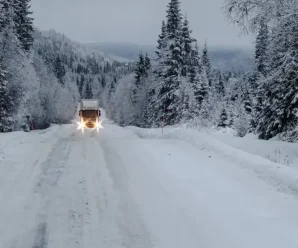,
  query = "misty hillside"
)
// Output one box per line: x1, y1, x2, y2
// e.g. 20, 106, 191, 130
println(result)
84, 42, 154, 61
84, 42, 254, 71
